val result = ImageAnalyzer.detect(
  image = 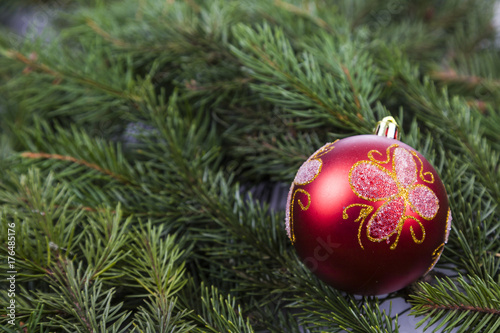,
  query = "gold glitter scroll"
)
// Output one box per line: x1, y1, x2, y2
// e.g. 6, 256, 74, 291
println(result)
343, 204, 374, 250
